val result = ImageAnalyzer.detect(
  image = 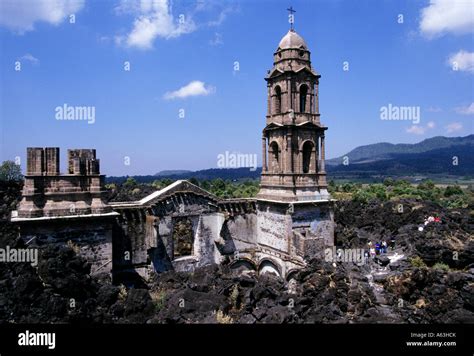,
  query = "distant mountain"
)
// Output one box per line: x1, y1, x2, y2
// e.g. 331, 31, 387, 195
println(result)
155, 170, 192, 177
327, 145, 474, 176
327, 135, 474, 166
107, 168, 261, 184
105, 135, 473, 183
154, 167, 261, 181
